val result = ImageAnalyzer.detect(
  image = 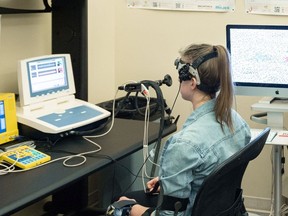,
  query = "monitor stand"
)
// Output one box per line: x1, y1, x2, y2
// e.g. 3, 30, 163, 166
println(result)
258, 97, 276, 104
252, 99, 288, 128
258, 97, 288, 104
251, 101, 288, 215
